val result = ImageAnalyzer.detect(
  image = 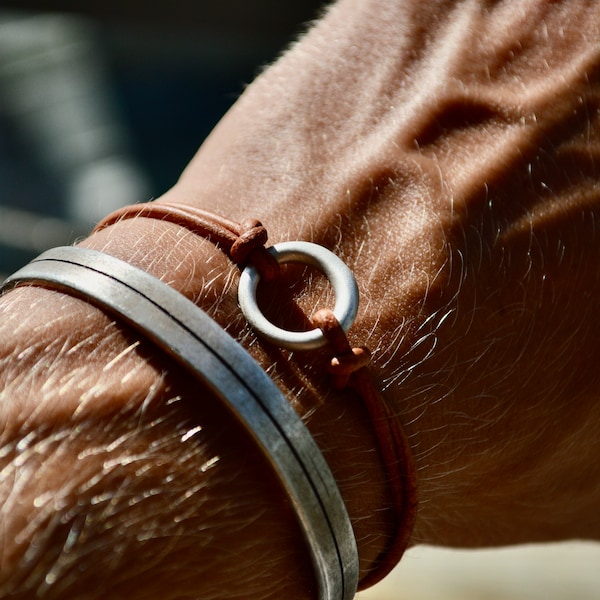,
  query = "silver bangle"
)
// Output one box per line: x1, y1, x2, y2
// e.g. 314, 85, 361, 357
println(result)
1, 246, 359, 600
